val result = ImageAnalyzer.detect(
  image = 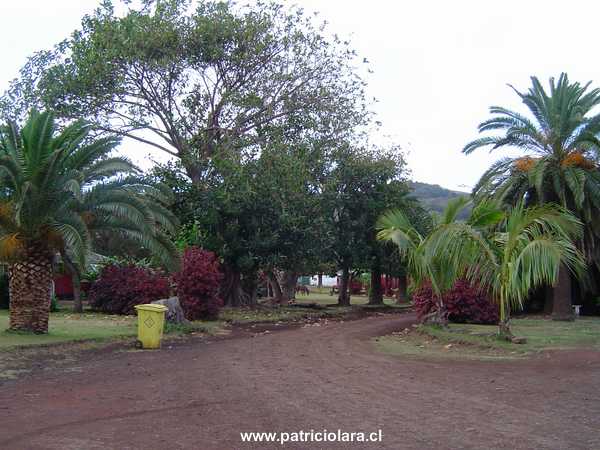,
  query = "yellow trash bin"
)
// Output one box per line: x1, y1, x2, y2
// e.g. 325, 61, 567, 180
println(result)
134, 304, 168, 349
